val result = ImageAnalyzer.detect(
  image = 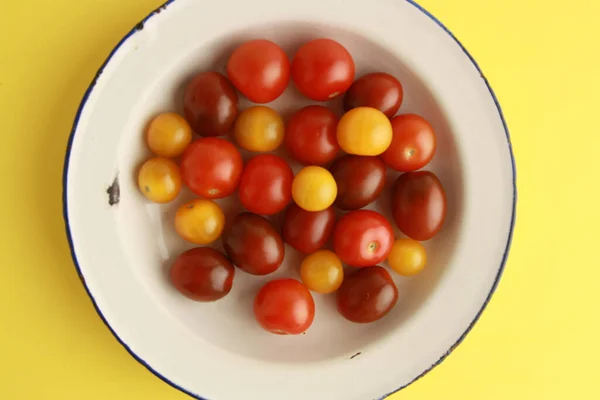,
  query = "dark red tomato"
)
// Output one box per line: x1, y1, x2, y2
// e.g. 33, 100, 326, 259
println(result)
330, 155, 386, 210
227, 39, 290, 103
291, 39, 355, 101
337, 266, 398, 323
343, 72, 404, 118
333, 210, 394, 267
183, 72, 238, 137
254, 279, 315, 335
223, 212, 285, 275
239, 154, 293, 215
282, 204, 336, 254
170, 248, 235, 302
392, 171, 446, 241
284, 105, 340, 166
381, 114, 437, 172
181, 138, 243, 199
